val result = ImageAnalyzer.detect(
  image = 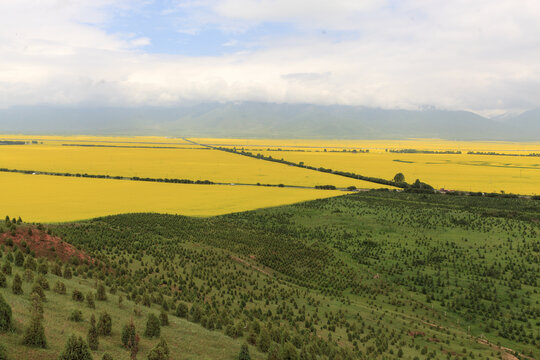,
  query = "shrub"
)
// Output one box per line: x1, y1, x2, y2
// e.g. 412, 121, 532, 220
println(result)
122, 319, 139, 359
22, 311, 47, 348
31, 283, 46, 301
267, 344, 281, 360
121, 320, 137, 348
87, 315, 99, 351
159, 311, 169, 326
0, 343, 7, 360
189, 303, 202, 323
96, 283, 107, 301
238, 343, 251, 360
102, 354, 113, 360
23, 257, 36, 271
147, 338, 169, 360
11, 274, 23, 295
0, 294, 12, 332
58, 335, 93, 360
175, 302, 188, 318
86, 292, 95, 309
72, 289, 84, 302
63, 266, 72, 279
258, 328, 271, 352
37, 262, 48, 275
1, 263, 11, 276
36, 274, 49, 290
281, 342, 298, 360
0, 273, 6, 288
144, 314, 161, 338
52, 263, 62, 277
69, 310, 83, 322
97, 312, 112, 336
14, 251, 24, 267
22, 269, 34, 283
54, 281, 67, 295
